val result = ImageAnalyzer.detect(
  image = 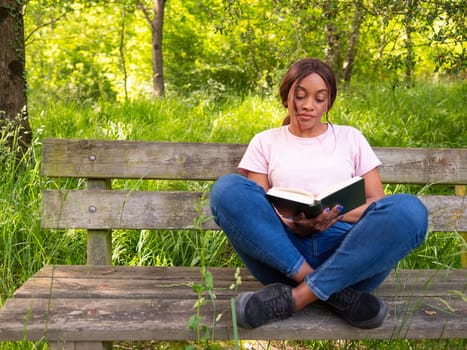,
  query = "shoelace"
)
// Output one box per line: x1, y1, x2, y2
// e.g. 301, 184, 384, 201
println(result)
263, 290, 293, 319
327, 288, 360, 311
